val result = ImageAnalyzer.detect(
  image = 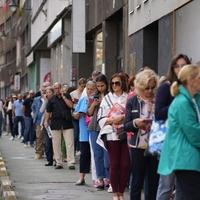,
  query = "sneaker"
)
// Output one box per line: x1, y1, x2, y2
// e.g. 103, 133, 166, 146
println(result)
9, 136, 14, 141
17, 134, 21, 139
75, 151, 81, 156
107, 184, 113, 193
24, 144, 28, 148
45, 162, 53, 166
